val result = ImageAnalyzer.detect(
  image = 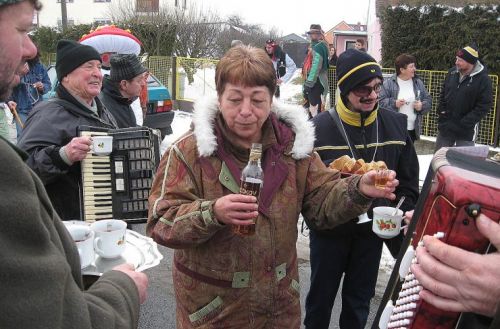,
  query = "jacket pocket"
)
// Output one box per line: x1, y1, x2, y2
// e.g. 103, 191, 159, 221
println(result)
189, 296, 224, 327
